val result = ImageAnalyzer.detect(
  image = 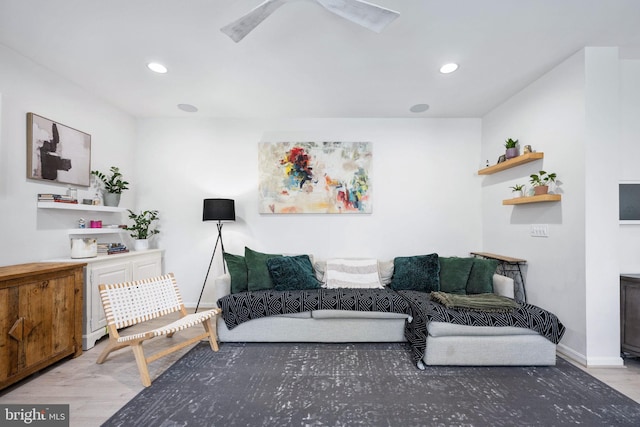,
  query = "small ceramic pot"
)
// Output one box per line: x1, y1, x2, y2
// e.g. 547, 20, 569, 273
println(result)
505, 147, 519, 159
134, 239, 149, 251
